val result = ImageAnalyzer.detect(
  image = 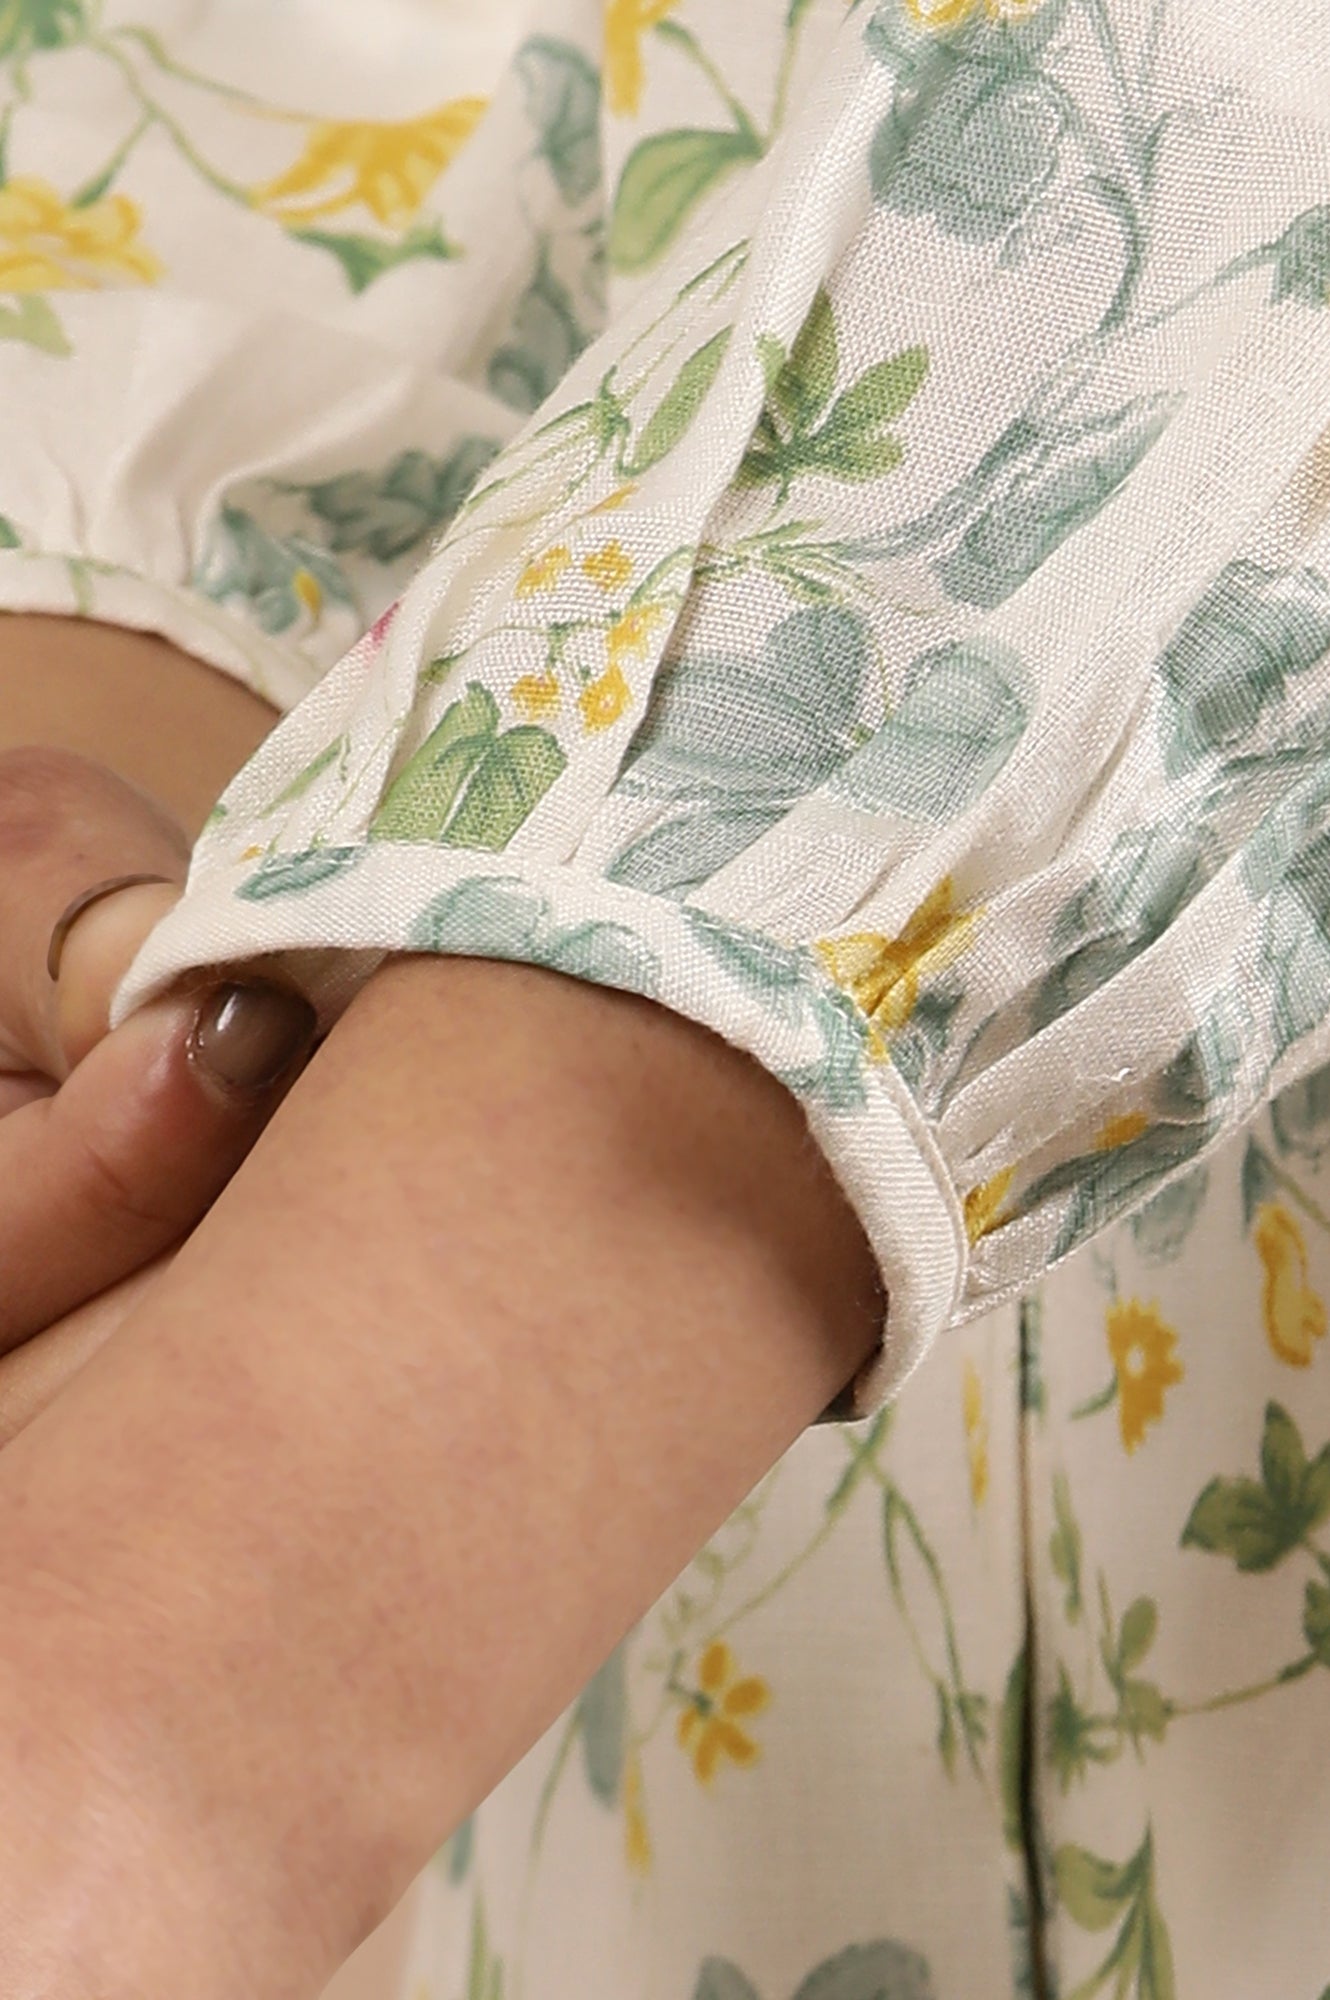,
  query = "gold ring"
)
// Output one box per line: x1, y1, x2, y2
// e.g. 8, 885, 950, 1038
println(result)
47, 874, 175, 983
